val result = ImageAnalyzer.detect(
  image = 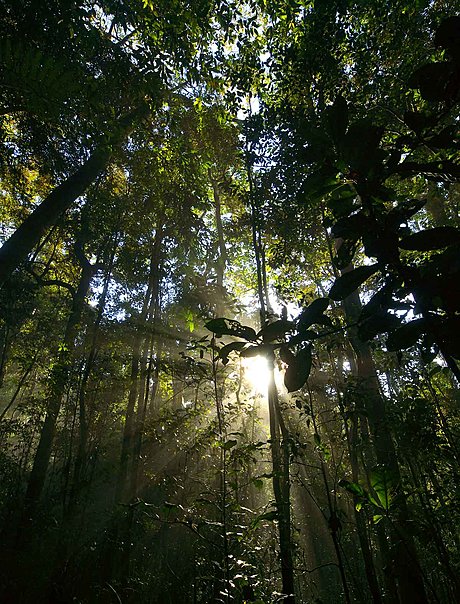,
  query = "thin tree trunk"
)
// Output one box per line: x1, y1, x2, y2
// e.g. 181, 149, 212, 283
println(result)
348, 410, 383, 604
116, 347, 141, 504
267, 356, 295, 604
210, 174, 227, 292
71, 234, 118, 506
342, 285, 429, 604
25, 257, 96, 508
129, 226, 162, 499
0, 352, 37, 421
116, 229, 161, 503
